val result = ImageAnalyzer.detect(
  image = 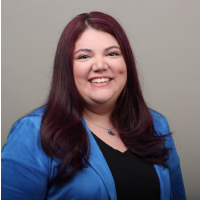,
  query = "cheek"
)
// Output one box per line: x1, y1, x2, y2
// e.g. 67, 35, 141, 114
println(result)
73, 63, 88, 83
116, 60, 127, 75
119, 67, 127, 75
116, 61, 127, 85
